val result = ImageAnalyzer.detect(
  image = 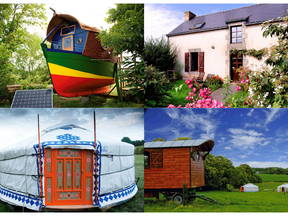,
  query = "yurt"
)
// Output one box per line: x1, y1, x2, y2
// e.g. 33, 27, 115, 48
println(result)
0, 124, 137, 211
277, 184, 288, 192
240, 183, 259, 192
